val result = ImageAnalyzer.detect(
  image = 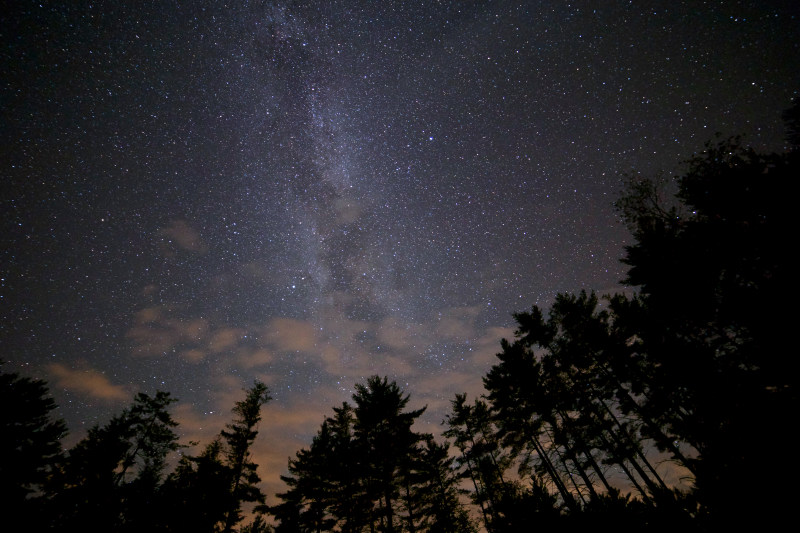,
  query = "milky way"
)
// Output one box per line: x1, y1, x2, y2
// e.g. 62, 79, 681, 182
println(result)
3, 0, 798, 499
